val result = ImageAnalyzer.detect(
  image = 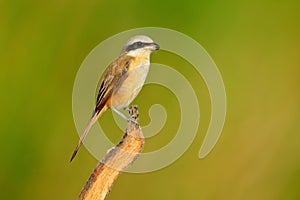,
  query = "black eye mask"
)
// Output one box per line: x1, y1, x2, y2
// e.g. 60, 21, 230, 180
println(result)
126, 42, 150, 52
